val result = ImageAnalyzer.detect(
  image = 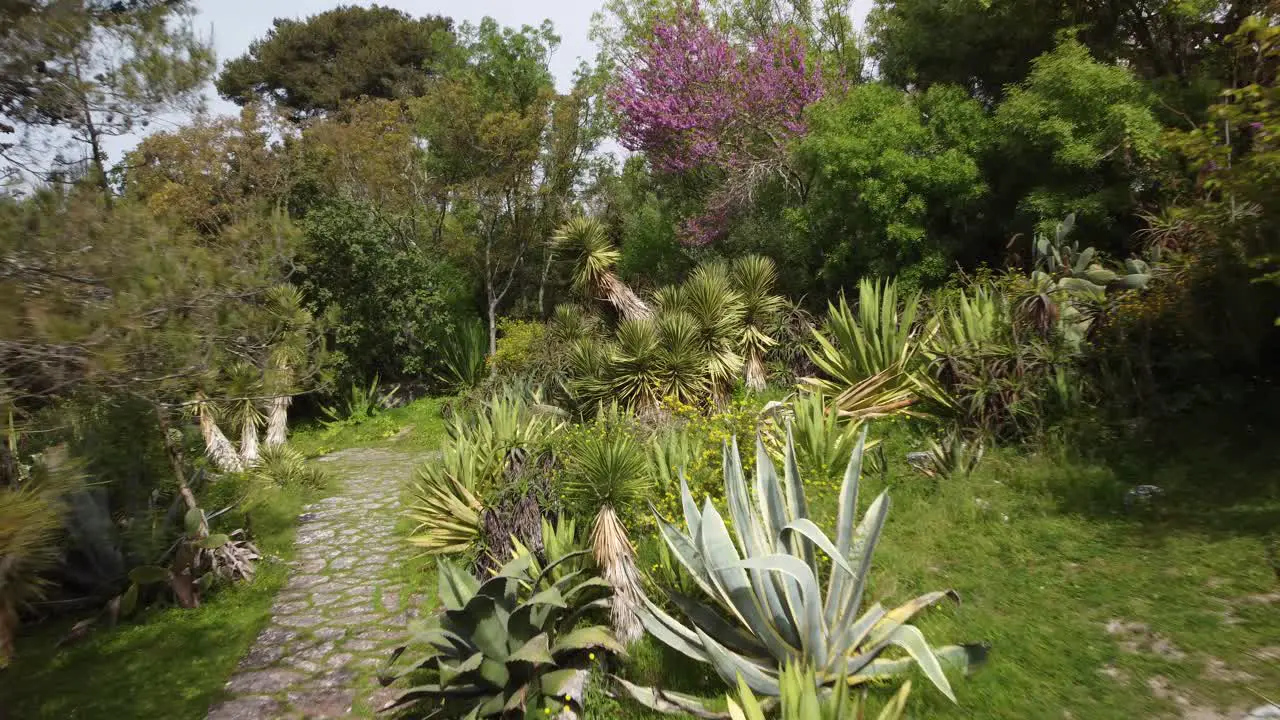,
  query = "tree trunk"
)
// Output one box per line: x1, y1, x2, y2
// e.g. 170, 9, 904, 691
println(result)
154, 405, 206, 535
239, 412, 259, 467
603, 273, 652, 321
265, 395, 290, 447
744, 351, 767, 391
487, 299, 499, 357
592, 506, 643, 644
197, 405, 244, 473
538, 246, 555, 318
